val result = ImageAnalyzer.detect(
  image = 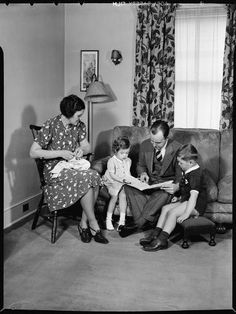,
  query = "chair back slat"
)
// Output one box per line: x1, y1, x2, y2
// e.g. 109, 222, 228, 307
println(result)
30, 124, 42, 139
29, 124, 46, 188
